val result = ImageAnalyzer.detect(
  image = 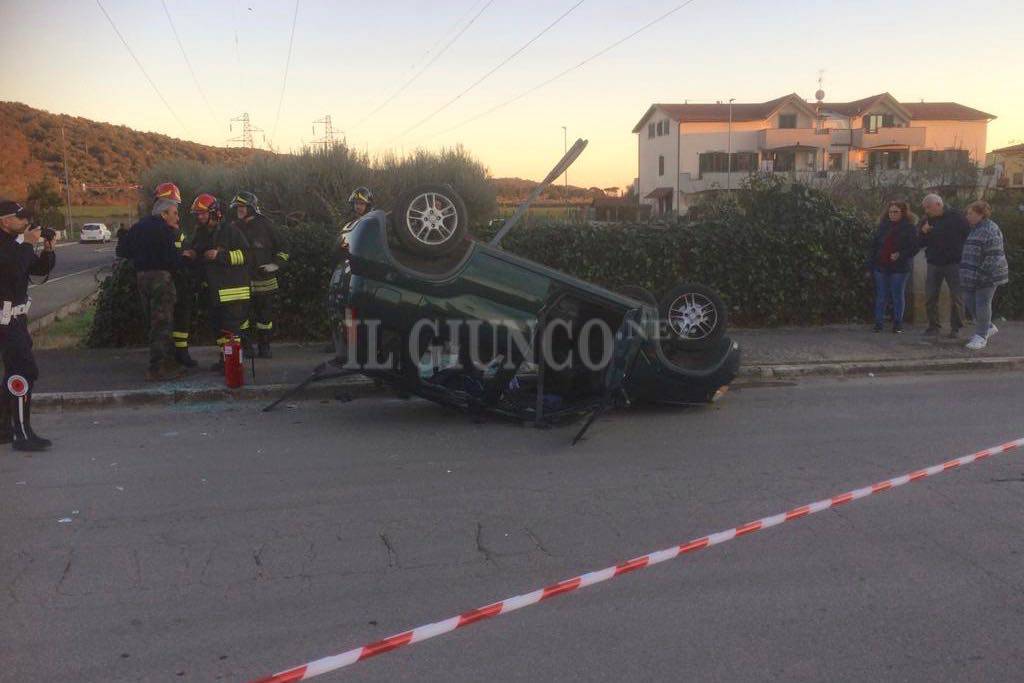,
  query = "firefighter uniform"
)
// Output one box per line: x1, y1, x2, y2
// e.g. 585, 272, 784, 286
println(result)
0, 201, 56, 451
239, 213, 288, 357
171, 226, 198, 366
195, 219, 252, 359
